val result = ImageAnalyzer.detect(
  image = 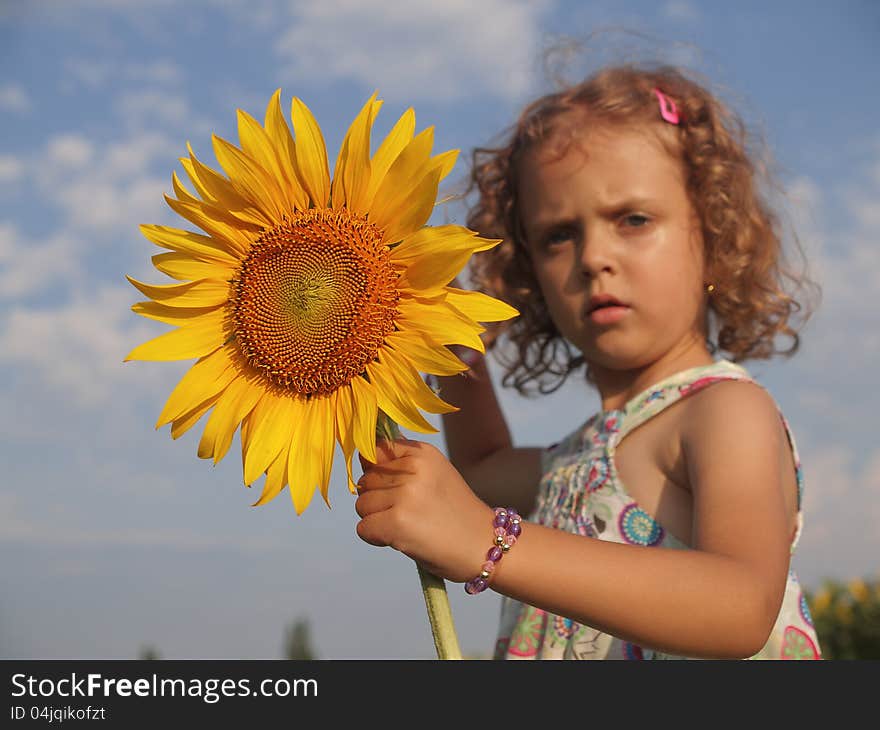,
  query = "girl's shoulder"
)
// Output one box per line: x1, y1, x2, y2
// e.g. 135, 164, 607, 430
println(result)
678, 376, 782, 441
